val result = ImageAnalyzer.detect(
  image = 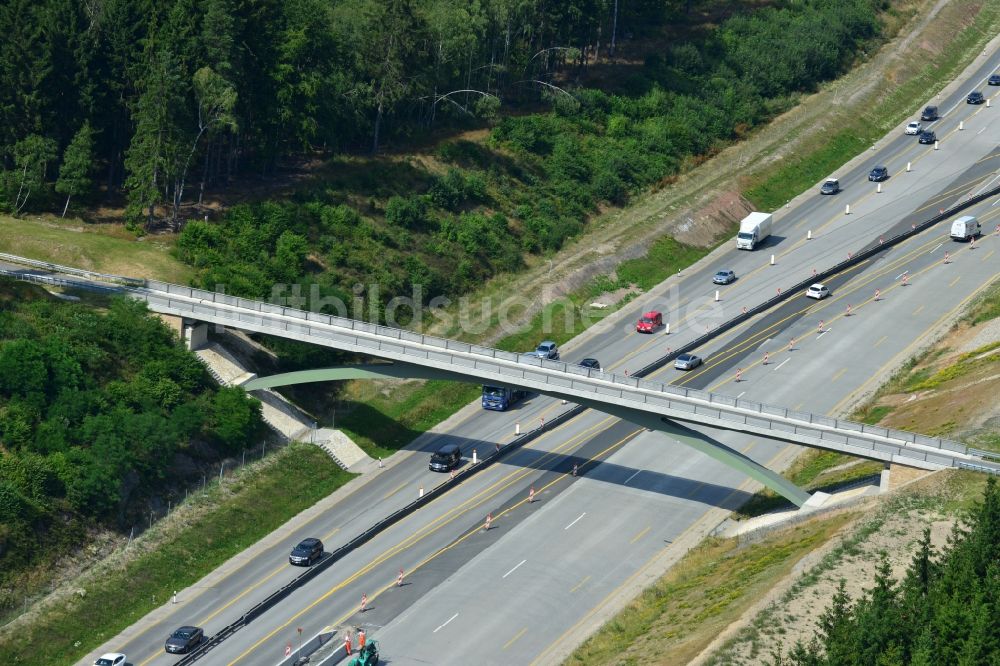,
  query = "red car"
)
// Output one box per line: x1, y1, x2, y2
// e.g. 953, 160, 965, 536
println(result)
636, 311, 662, 333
